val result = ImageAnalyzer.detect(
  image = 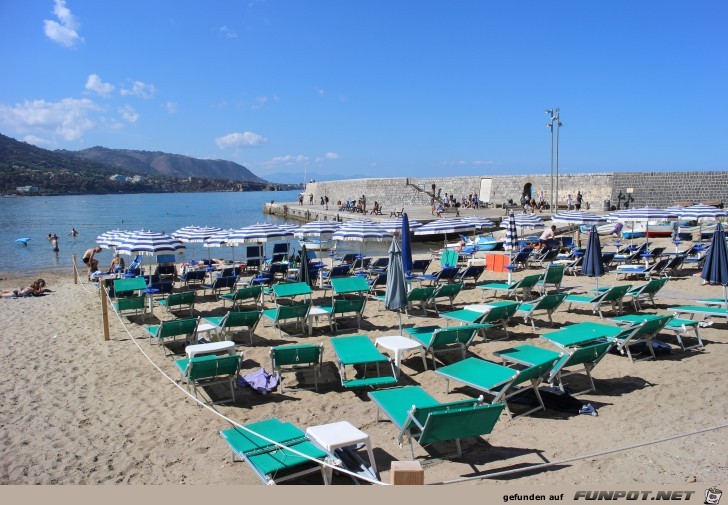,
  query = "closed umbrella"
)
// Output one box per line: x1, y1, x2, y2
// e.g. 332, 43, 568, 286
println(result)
299, 243, 312, 287
384, 237, 408, 335
401, 213, 413, 274
504, 213, 518, 284
582, 225, 605, 289
700, 222, 728, 306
